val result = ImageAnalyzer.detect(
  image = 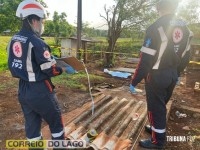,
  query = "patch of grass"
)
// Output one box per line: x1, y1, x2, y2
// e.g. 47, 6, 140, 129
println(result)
0, 36, 11, 71
43, 37, 55, 45
52, 72, 105, 91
